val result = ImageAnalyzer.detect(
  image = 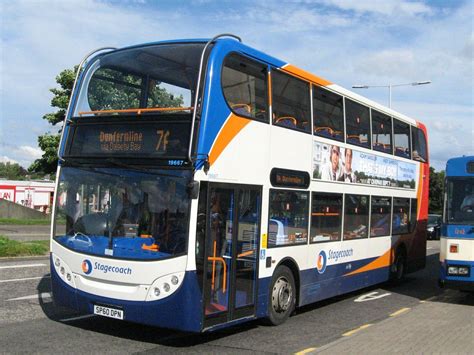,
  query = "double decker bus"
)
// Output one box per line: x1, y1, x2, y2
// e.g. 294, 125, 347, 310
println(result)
439, 156, 474, 291
50, 34, 429, 332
